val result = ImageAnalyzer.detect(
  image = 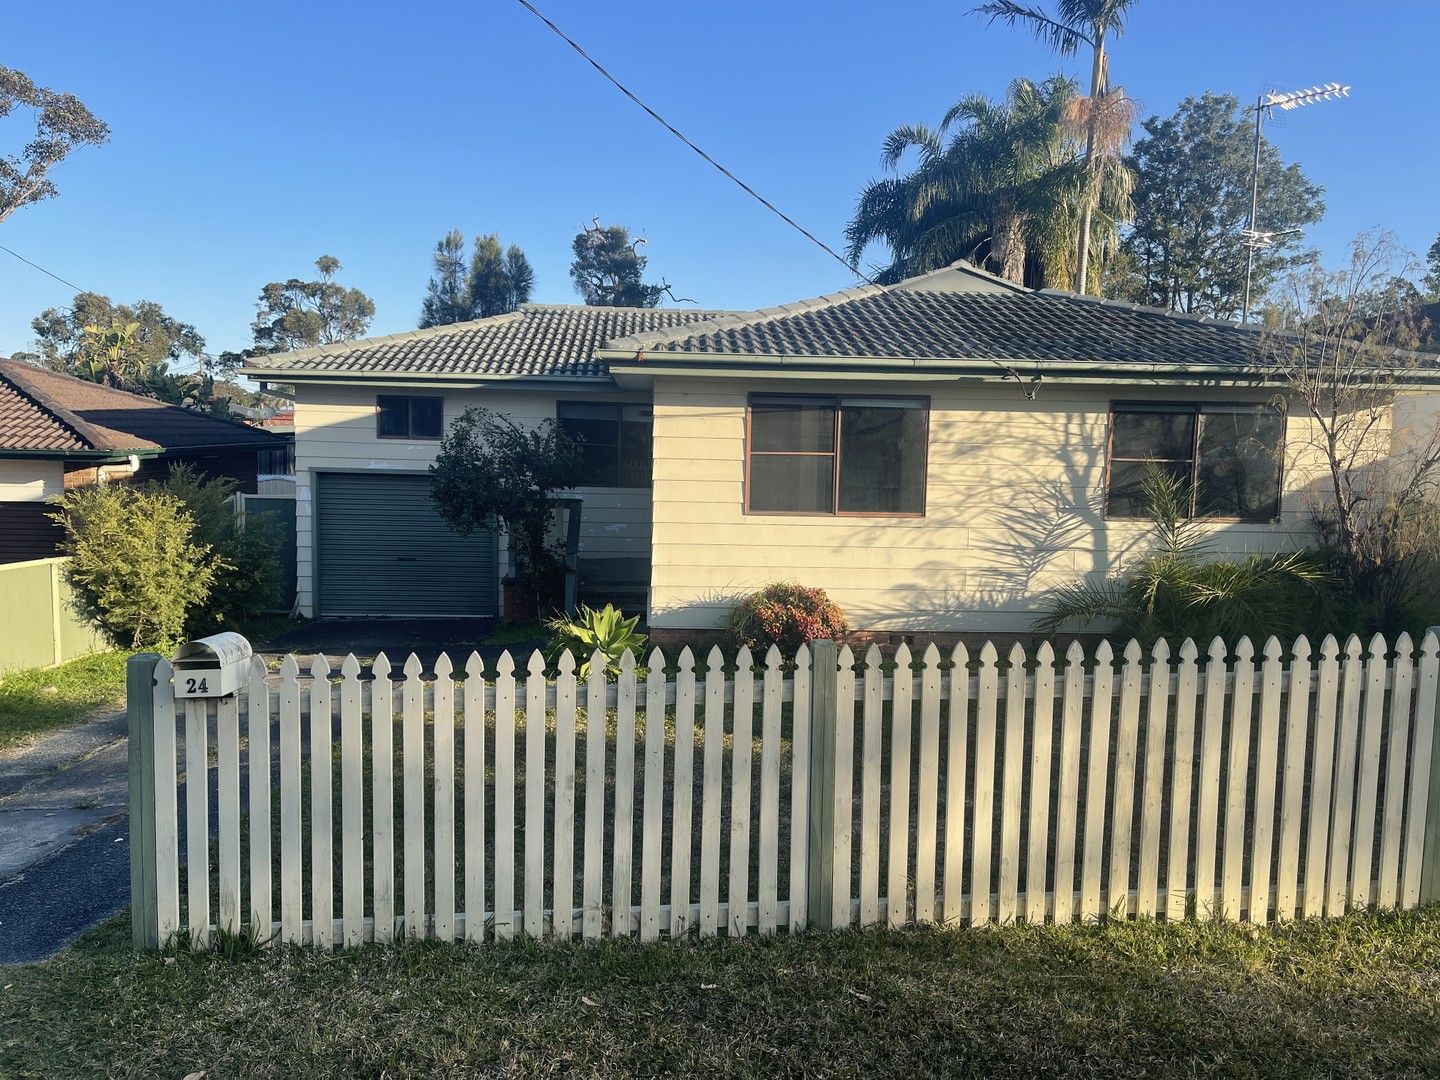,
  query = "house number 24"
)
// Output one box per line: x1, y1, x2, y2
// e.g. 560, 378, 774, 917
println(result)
185, 677, 209, 695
